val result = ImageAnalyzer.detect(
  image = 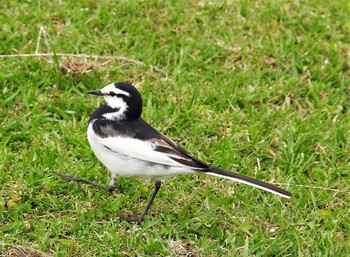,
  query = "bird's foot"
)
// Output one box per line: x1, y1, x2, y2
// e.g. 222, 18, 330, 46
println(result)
119, 214, 145, 224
